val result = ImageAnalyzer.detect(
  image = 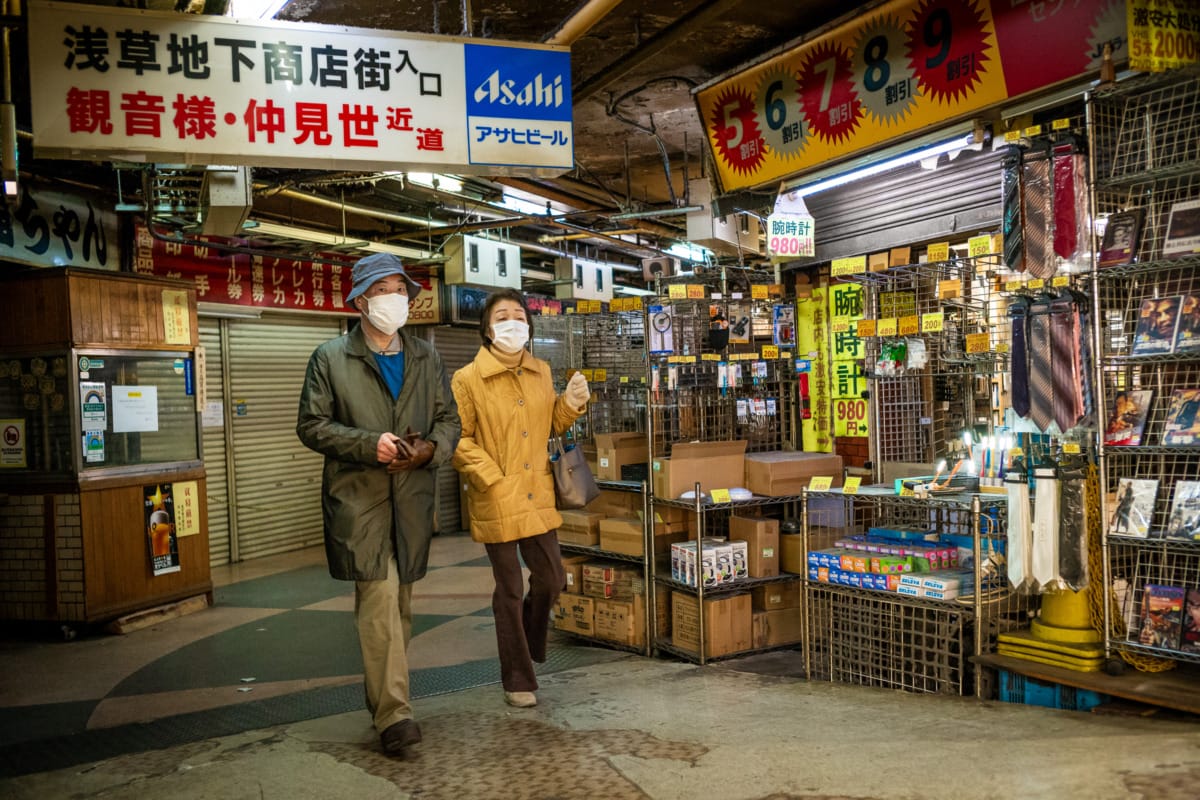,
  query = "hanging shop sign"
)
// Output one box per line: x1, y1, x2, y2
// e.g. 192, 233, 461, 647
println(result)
829, 283, 868, 438
29, 2, 573, 174
0, 185, 119, 270
766, 212, 815, 261
695, 0, 1126, 192
1127, 1, 1200, 72
133, 223, 441, 320
797, 290, 833, 453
